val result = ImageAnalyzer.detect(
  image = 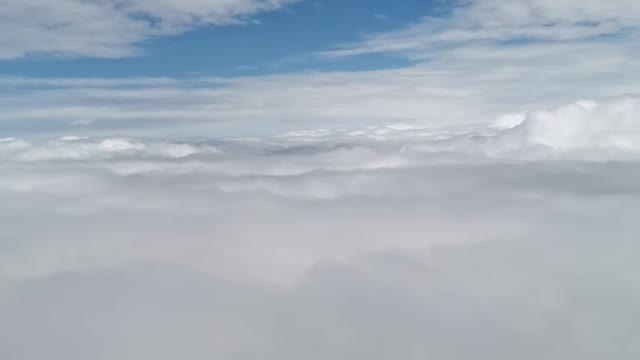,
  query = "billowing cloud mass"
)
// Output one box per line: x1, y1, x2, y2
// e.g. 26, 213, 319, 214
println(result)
493, 98, 640, 159
2, 98, 640, 358
0, 0, 298, 58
